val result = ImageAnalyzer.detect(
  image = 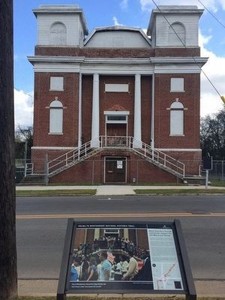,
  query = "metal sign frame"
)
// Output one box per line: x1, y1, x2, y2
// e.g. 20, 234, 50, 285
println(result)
57, 219, 196, 300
